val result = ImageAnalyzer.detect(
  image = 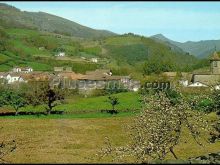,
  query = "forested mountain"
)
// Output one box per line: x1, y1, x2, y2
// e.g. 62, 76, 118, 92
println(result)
151, 34, 220, 58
